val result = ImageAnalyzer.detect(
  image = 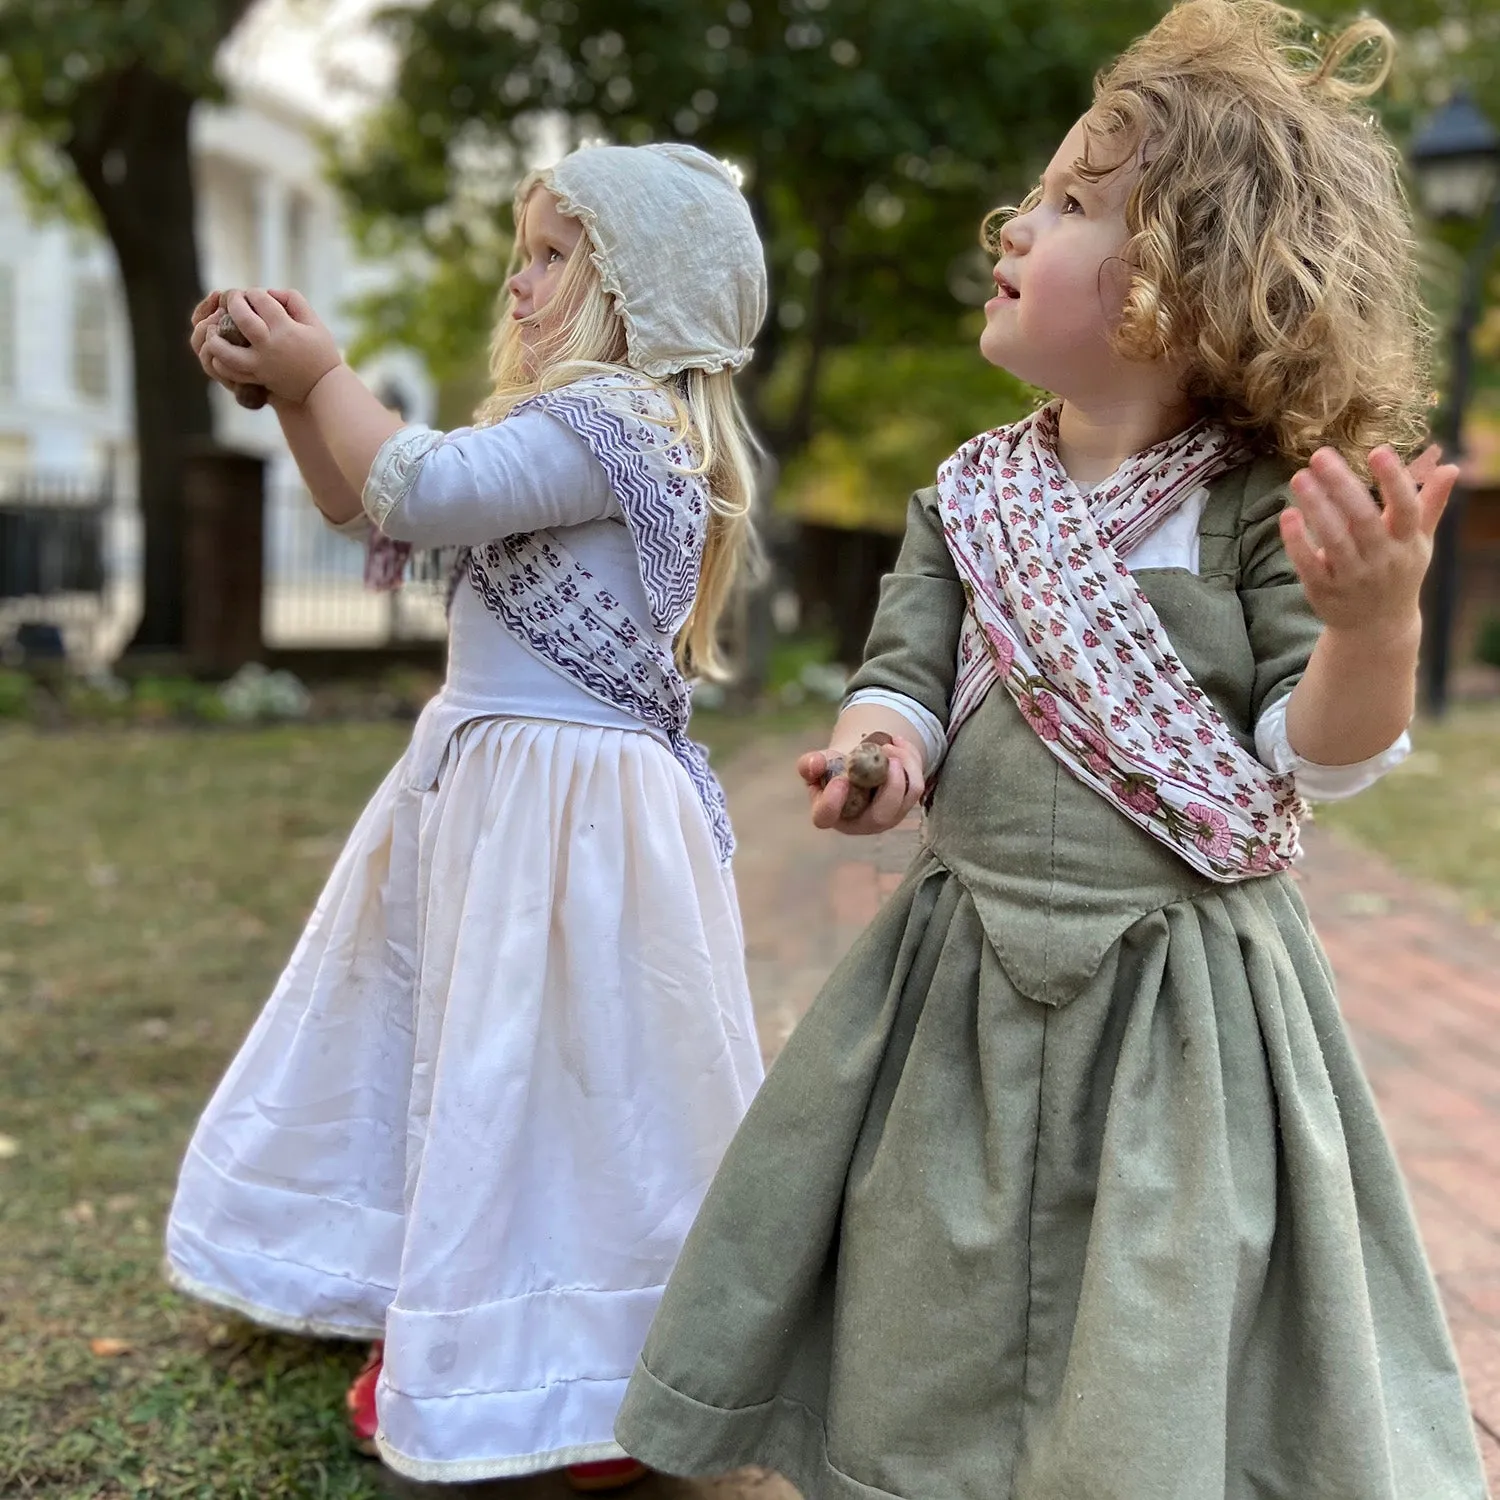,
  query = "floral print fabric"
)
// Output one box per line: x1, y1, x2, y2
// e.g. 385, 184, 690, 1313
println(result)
937, 403, 1304, 881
